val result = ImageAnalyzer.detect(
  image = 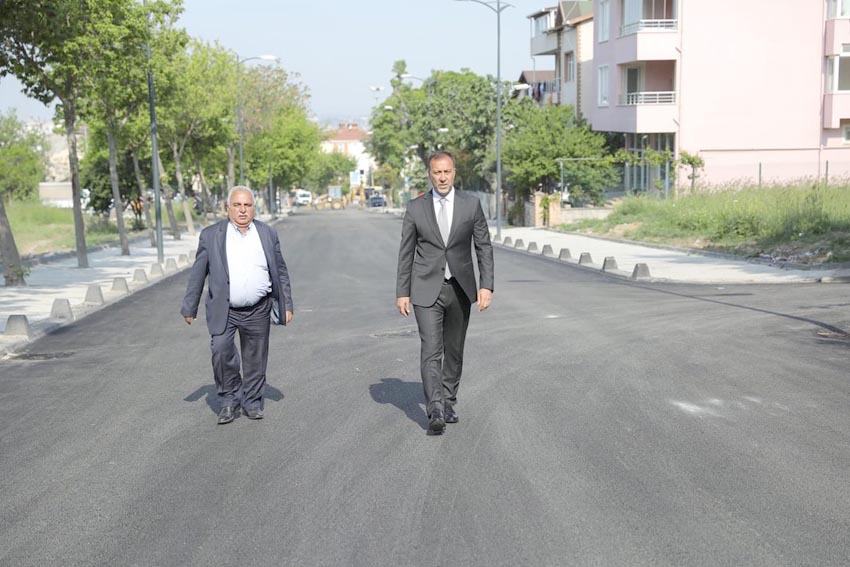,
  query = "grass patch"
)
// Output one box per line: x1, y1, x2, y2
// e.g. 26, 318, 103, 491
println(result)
556, 183, 850, 264
5, 200, 171, 256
